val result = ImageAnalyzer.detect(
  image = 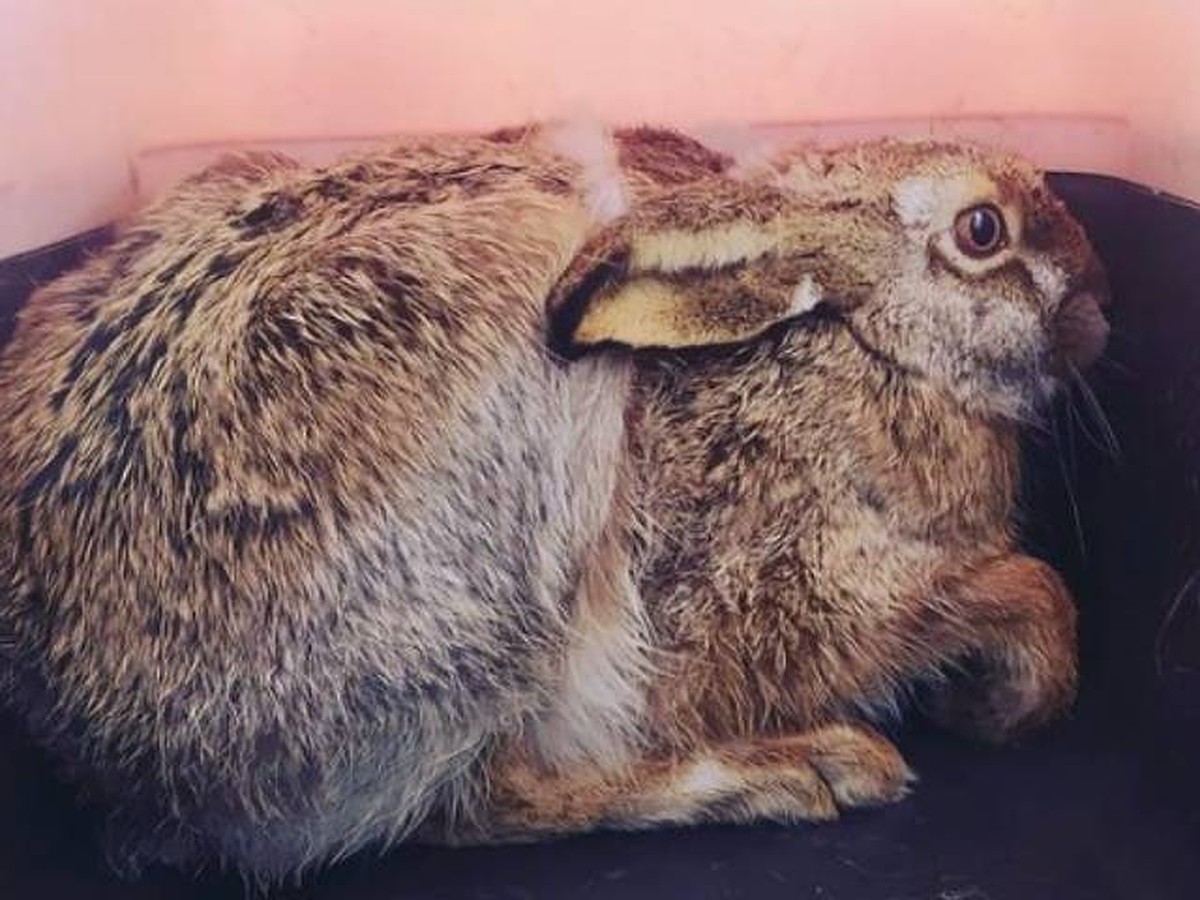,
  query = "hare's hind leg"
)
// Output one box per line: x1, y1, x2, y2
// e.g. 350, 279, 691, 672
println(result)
441, 723, 913, 843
